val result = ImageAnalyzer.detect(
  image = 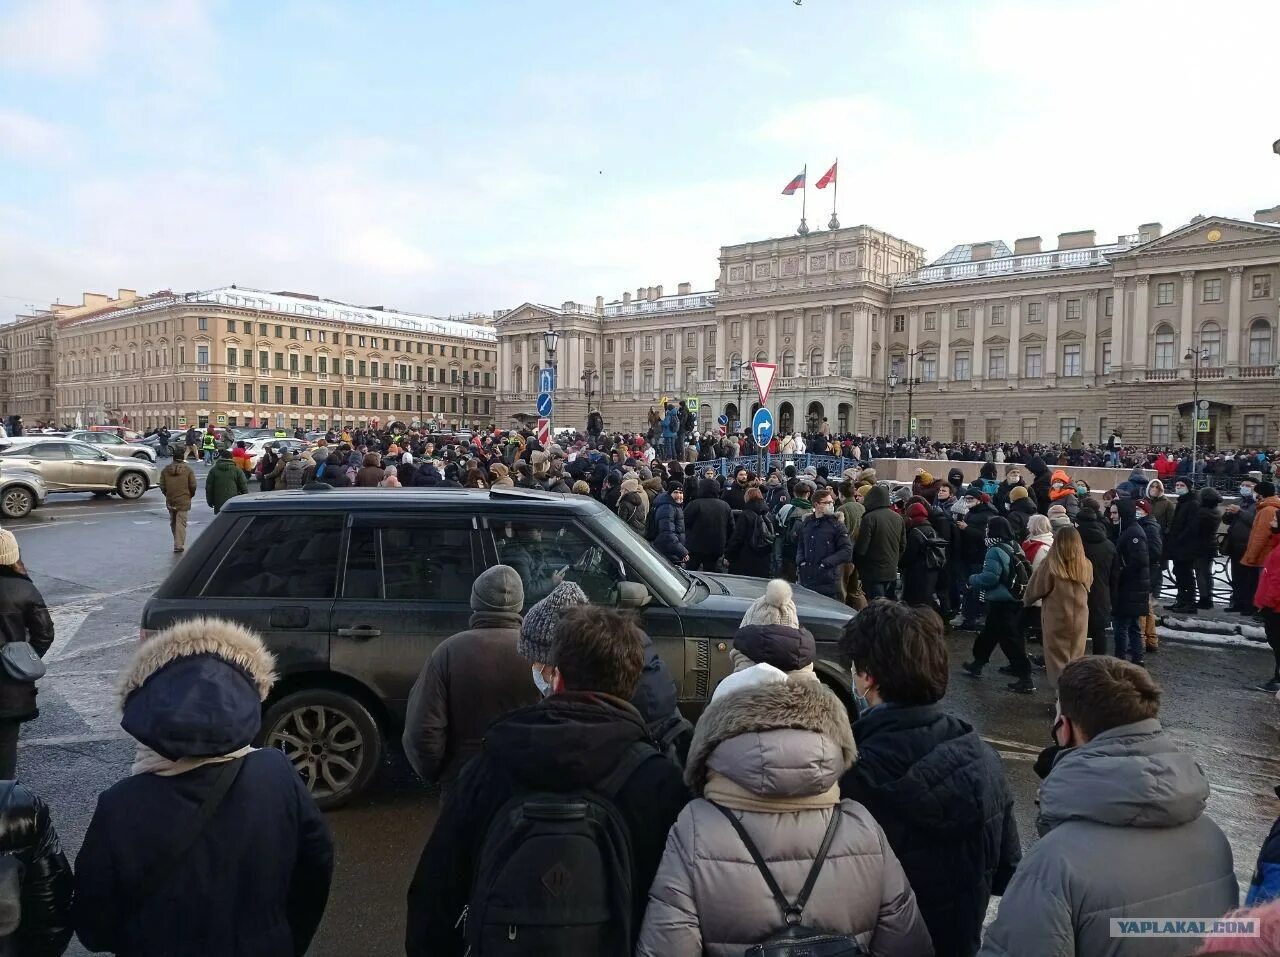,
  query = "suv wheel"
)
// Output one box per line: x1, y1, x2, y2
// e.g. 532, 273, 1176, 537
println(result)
133, 450, 151, 460
261, 689, 381, 808
1, 486, 33, 519
116, 471, 147, 500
